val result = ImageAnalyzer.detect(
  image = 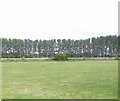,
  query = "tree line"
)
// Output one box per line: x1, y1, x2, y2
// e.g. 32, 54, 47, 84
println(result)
1, 35, 119, 58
